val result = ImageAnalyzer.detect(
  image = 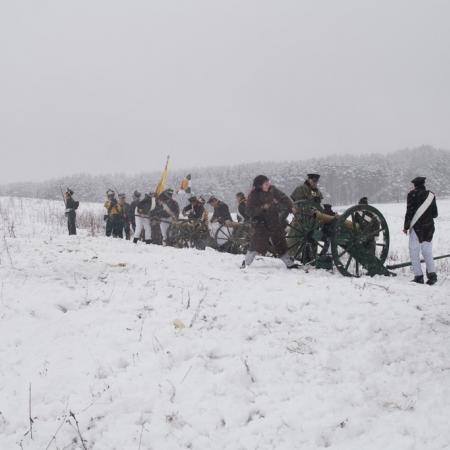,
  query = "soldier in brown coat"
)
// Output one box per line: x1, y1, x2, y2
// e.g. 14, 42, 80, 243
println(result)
242, 175, 300, 269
